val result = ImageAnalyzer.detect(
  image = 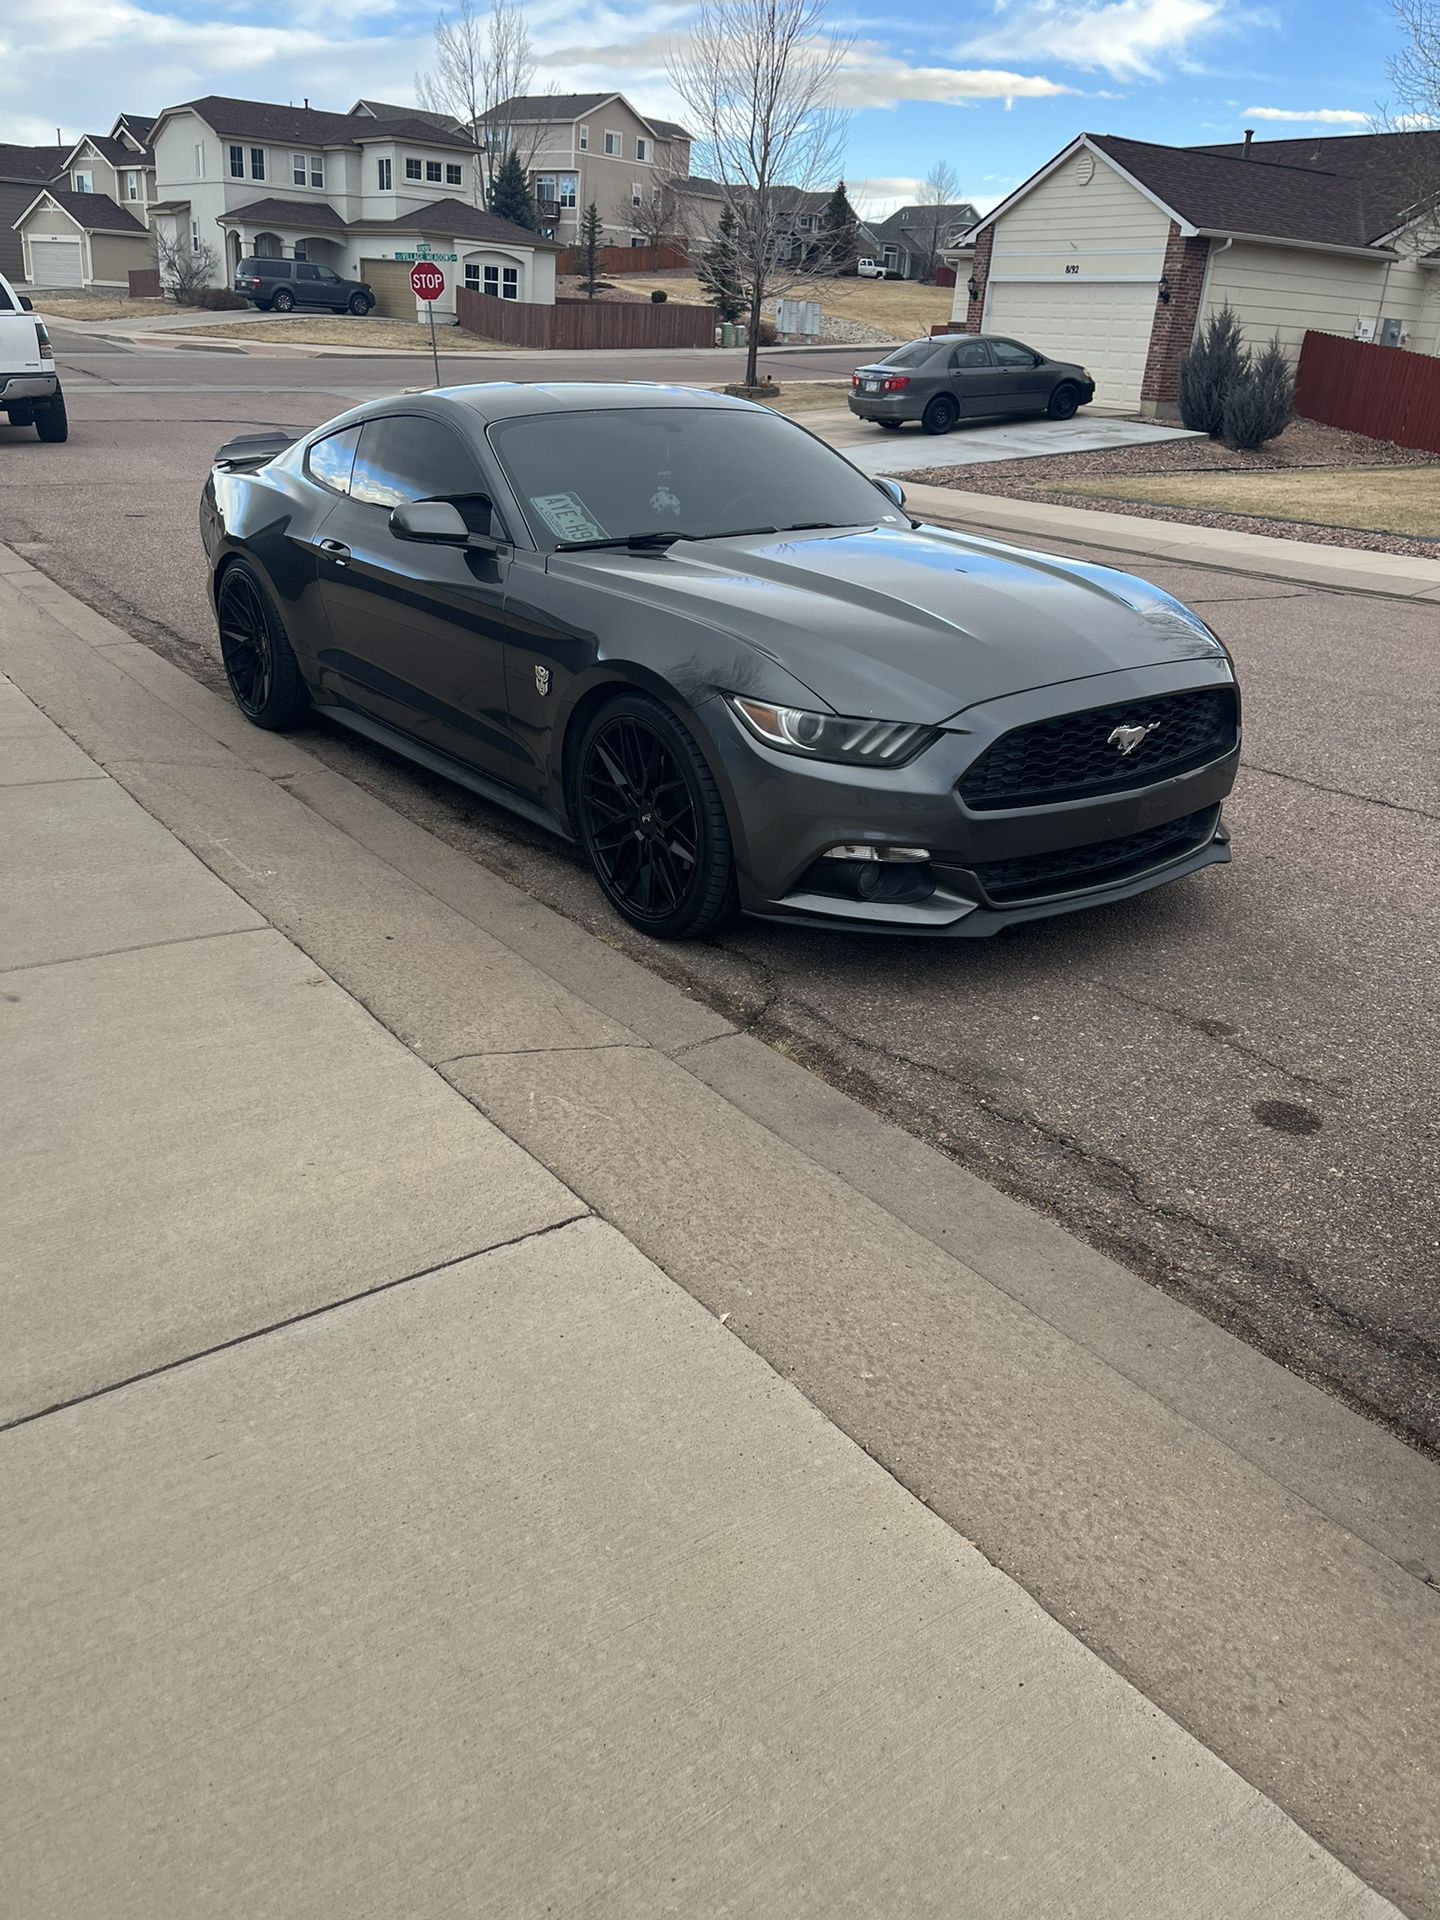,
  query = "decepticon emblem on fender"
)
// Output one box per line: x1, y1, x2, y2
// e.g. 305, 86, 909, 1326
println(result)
534, 664, 551, 696
1108, 719, 1160, 755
